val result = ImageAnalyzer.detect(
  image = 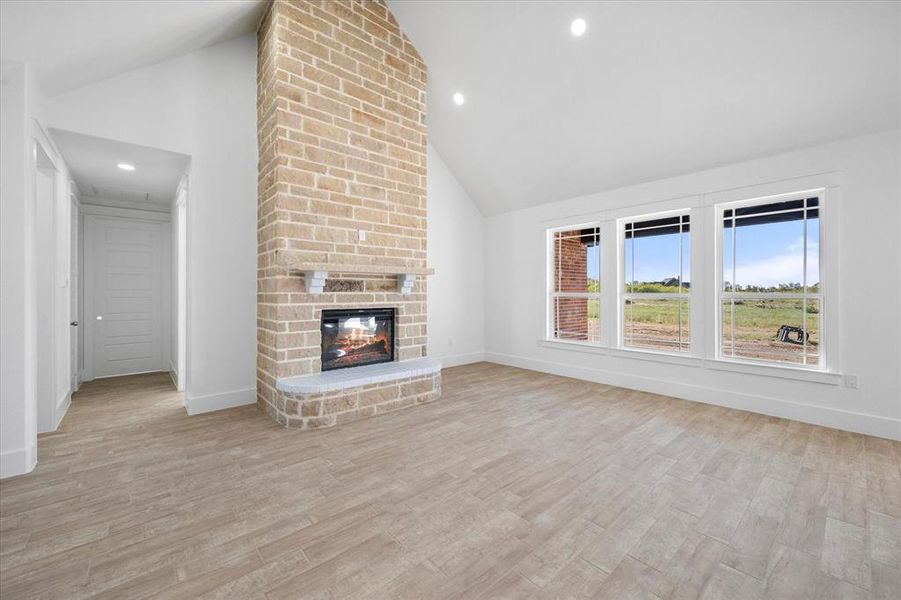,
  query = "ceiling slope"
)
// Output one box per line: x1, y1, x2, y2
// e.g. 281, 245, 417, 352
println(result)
389, 1, 900, 215
0, 0, 265, 96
